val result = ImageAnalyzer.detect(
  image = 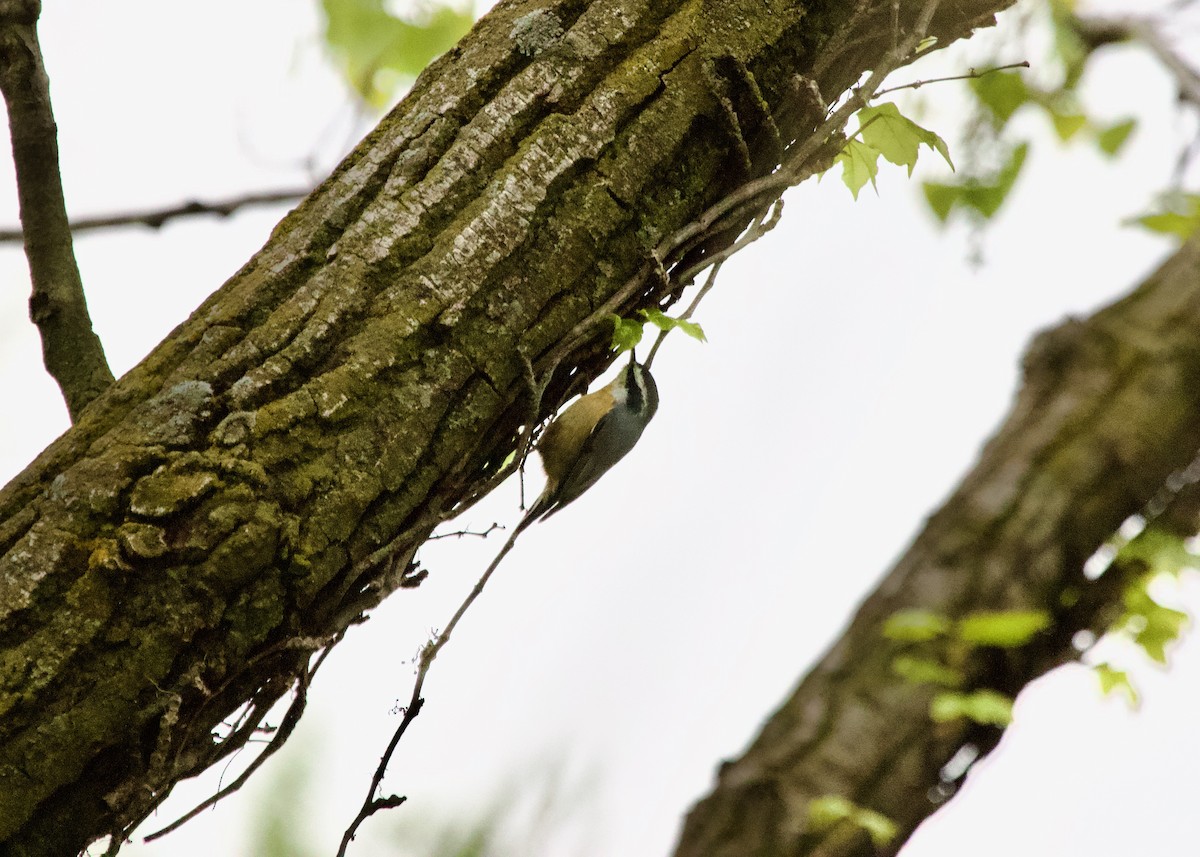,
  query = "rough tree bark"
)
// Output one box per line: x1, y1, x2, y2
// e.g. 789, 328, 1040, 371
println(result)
672, 237, 1200, 857
0, 1, 1014, 854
